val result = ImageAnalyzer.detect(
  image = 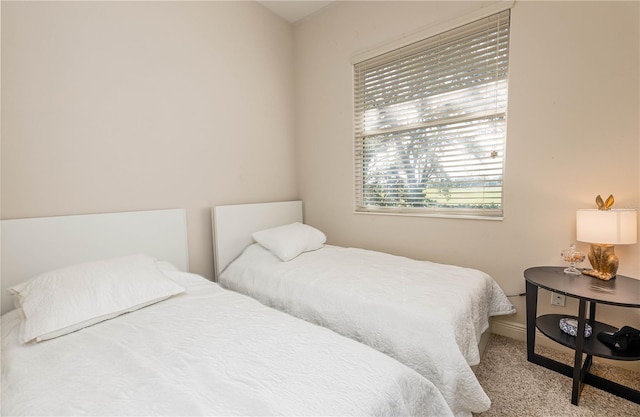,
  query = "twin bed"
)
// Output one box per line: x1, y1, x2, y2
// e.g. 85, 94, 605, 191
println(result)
2, 202, 515, 417
213, 201, 515, 417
